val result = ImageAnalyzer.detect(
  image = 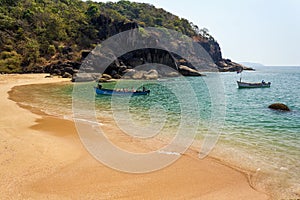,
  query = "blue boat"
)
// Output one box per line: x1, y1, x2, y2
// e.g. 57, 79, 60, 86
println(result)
95, 87, 150, 96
